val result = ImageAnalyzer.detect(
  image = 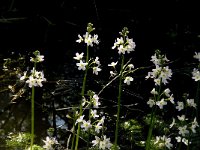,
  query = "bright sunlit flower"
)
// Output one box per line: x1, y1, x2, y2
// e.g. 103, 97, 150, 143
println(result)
43, 136, 58, 150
